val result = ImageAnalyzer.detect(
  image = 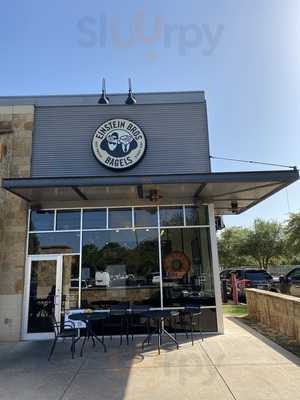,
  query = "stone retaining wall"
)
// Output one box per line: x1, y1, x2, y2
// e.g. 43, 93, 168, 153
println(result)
246, 289, 300, 342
